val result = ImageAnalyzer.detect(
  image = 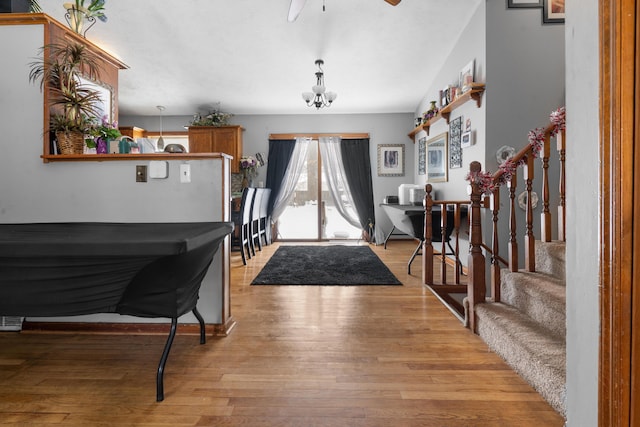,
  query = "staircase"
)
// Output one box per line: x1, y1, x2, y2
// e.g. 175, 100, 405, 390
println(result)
475, 240, 566, 416
422, 109, 568, 418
